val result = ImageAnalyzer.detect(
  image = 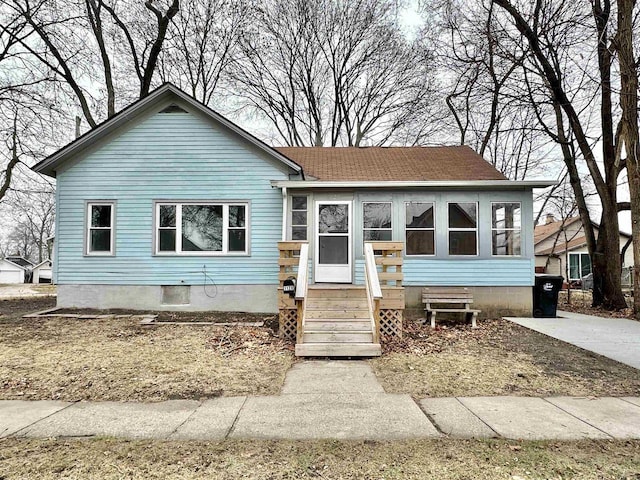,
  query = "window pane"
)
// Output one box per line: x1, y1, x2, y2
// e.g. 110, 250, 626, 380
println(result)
229, 205, 245, 228
292, 226, 307, 240
292, 196, 307, 210
228, 229, 246, 252
182, 205, 223, 251
91, 205, 111, 228
364, 203, 391, 229
364, 230, 392, 241
449, 203, 477, 228
90, 229, 111, 252
569, 254, 580, 280
492, 230, 521, 255
492, 203, 521, 229
159, 229, 176, 252
406, 203, 434, 228
319, 236, 348, 264
406, 230, 435, 255
581, 253, 592, 277
292, 211, 307, 226
449, 231, 477, 255
159, 205, 176, 228
318, 204, 348, 234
